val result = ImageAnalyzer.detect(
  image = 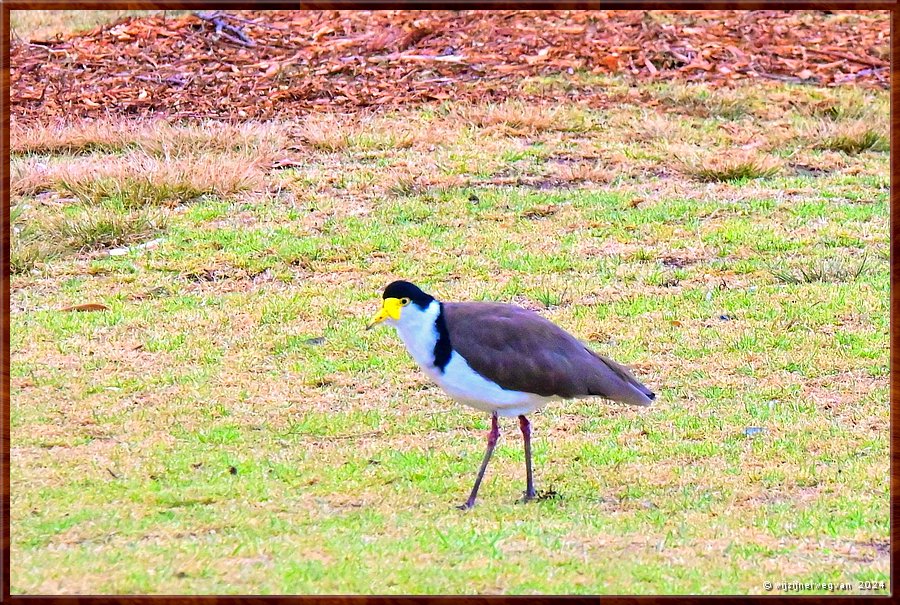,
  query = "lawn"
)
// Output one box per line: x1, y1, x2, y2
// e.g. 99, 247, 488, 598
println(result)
8, 12, 890, 596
